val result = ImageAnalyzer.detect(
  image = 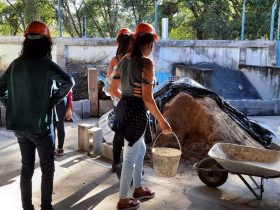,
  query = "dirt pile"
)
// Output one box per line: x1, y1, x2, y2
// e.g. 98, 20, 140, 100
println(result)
151, 92, 263, 163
